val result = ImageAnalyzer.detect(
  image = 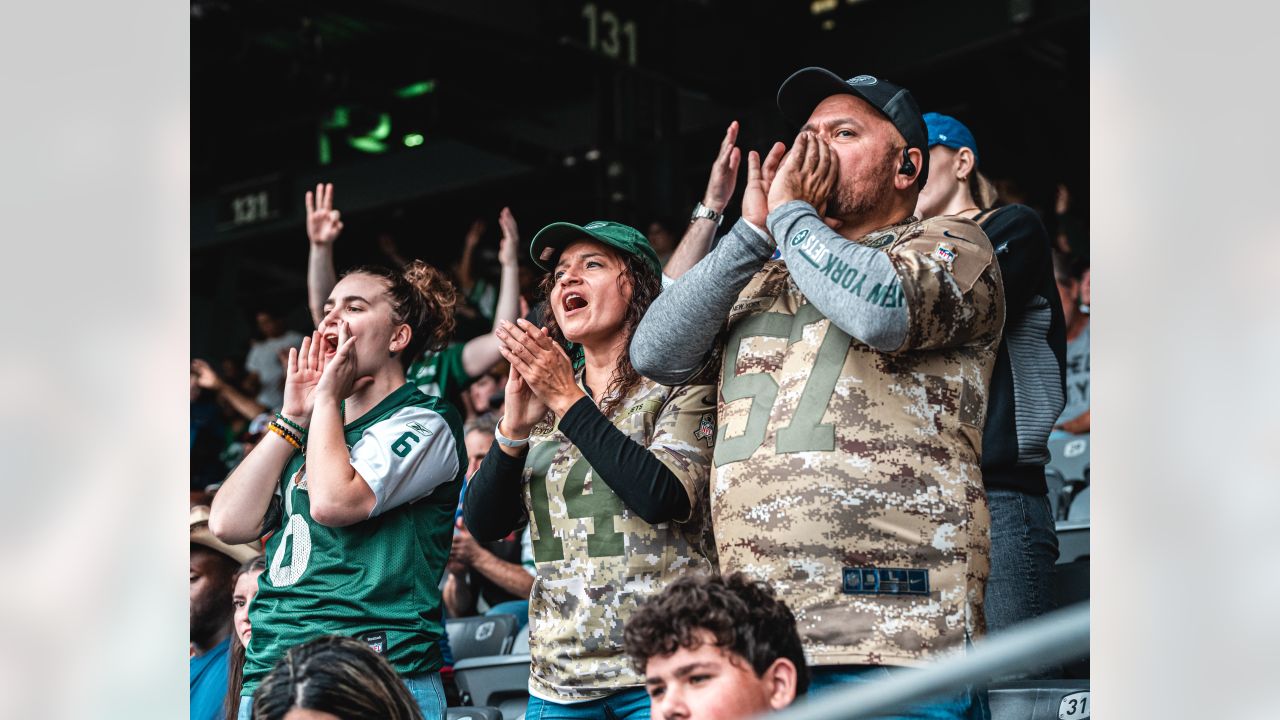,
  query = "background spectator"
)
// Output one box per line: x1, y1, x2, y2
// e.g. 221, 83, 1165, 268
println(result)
191, 506, 263, 720
225, 556, 267, 720
251, 635, 425, 720
444, 422, 535, 627
1055, 253, 1090, 435
242, 310, 302, 413
915, 112, 1067, 643
624, 572, 807, 720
